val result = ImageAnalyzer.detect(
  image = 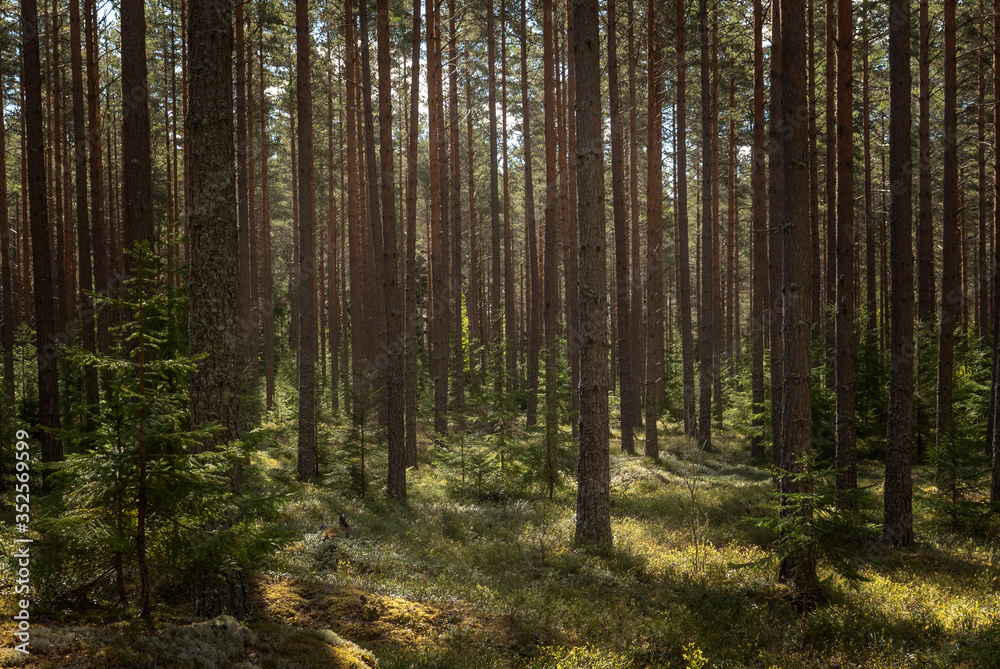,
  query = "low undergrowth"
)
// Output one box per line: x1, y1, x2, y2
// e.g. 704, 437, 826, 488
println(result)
3, 417, 999, 668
